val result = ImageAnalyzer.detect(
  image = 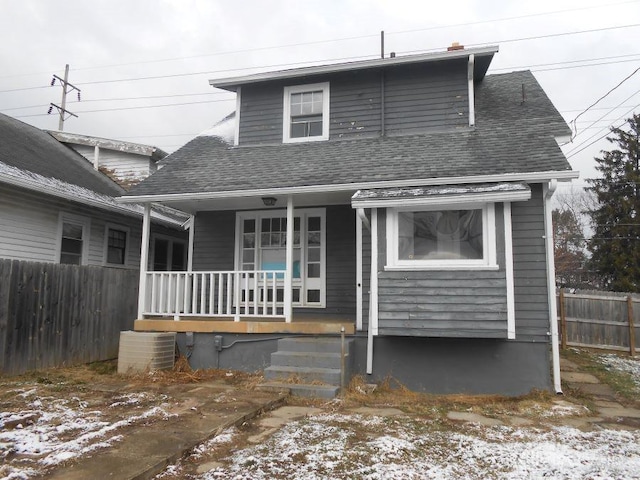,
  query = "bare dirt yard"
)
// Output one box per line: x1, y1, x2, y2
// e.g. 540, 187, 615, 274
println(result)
2, 349, 640, 480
